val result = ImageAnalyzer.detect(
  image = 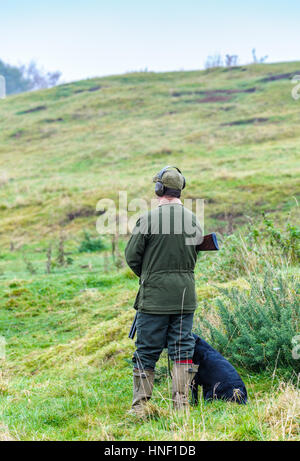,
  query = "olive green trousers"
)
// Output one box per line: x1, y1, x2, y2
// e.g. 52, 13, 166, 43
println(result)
132, 312, 195, 370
